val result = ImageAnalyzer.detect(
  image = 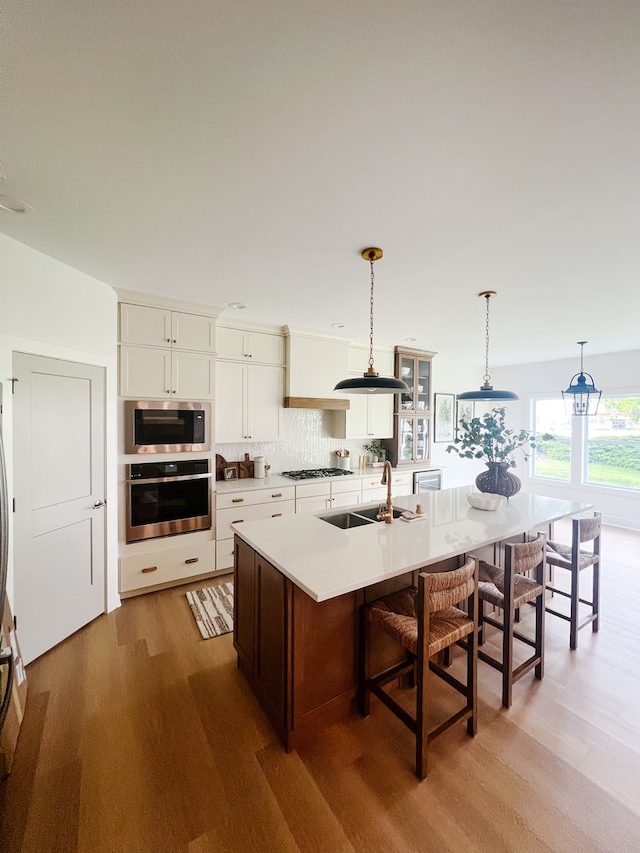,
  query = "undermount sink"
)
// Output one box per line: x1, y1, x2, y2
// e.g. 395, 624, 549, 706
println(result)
319, 505, 404, 529
355, 505, 404, 521
320, 512, 374, 529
